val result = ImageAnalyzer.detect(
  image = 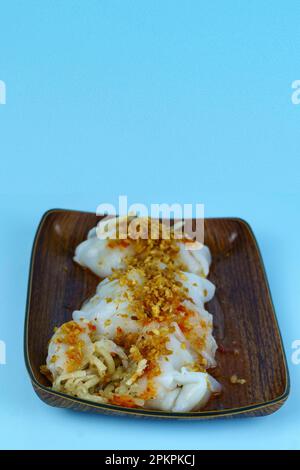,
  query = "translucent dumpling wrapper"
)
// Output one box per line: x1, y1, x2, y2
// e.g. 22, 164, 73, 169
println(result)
74, 227, 134, 278
73, 269, 217, 367
137, 328, 221, 412
46, 320, 94, 380
73, 270, 144, 337
74, 222, 212, 278
145, 370, 220, 412
176, 242, 211, 277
